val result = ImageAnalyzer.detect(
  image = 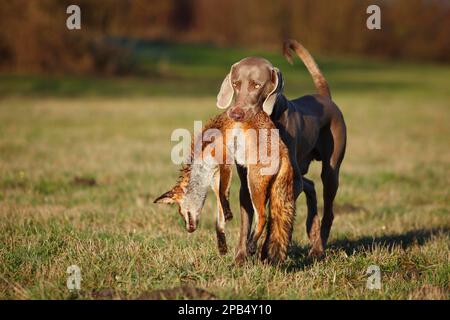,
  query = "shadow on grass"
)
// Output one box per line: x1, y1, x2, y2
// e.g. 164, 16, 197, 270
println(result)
286, 227, 449, 272
88, 286, 216, 300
